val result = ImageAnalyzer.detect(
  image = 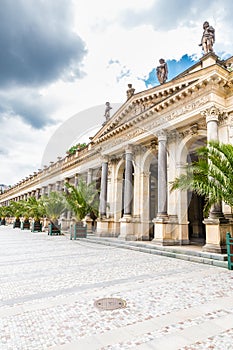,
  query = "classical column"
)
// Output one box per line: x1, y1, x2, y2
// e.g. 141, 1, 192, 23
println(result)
123, 145, 133, 216
41, 186, 46, 196
74, 174, 79, 187
55, 181, 61, 192
204, 106, 223, 218
202, 106, 227, 253
87, 169, 93, 185
99, 157, 108, 218
47, 184, 53, 196
157, 130, 168, 217
35, 189, 40, 199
